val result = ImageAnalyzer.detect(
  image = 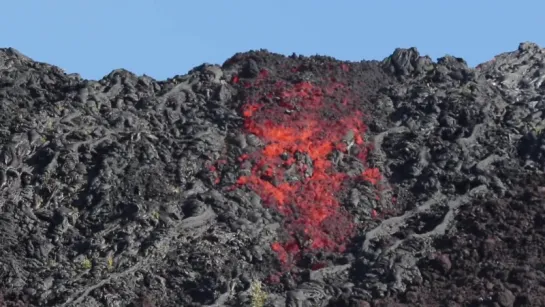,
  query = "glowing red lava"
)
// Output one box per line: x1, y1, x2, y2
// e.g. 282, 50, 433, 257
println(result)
235, 67, 380, 266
